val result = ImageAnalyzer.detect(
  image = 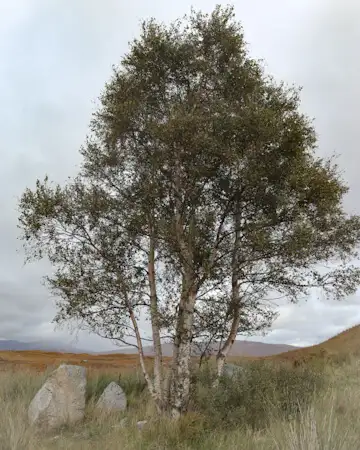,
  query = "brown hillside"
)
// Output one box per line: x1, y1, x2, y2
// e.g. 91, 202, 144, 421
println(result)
0, 325, 357, 372
0, 350, 167, 374
267, 324, 360, 364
